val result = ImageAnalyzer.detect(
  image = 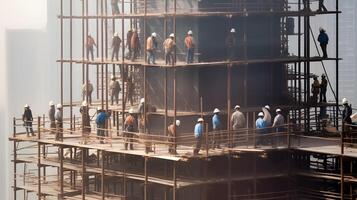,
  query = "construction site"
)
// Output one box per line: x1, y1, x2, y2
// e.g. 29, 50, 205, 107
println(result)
8, 0, 357, 199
